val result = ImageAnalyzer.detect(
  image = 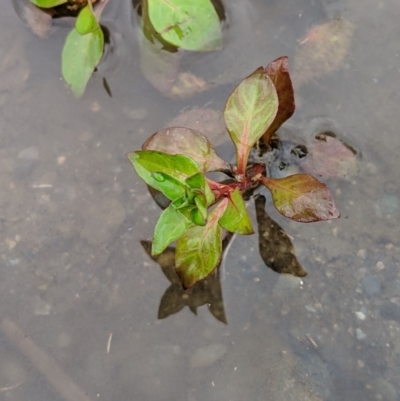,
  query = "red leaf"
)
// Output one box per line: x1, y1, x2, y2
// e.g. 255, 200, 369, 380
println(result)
262, 174, 340, 222
262, 56, 295, 143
